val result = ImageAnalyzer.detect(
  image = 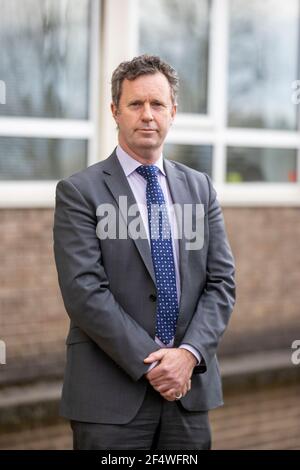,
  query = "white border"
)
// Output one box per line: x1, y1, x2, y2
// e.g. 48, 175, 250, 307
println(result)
216, 183, 300, 207
0, 182, 57, 208
0, 118, 93, 138
167, 128, 300, 148
87, 0, 101, 166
